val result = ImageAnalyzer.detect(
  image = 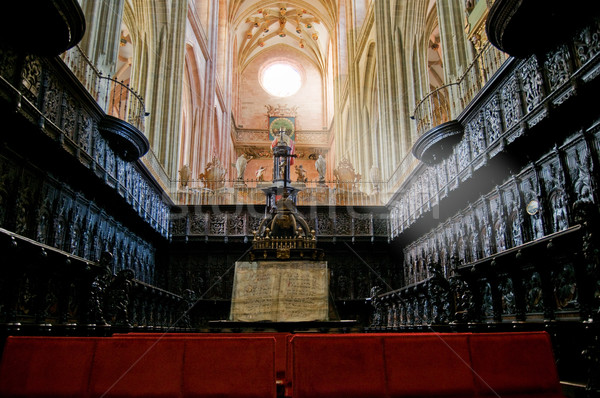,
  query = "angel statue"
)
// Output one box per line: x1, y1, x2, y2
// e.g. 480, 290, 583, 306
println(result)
295, 164, 308, 183
256, 166, 266, 182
